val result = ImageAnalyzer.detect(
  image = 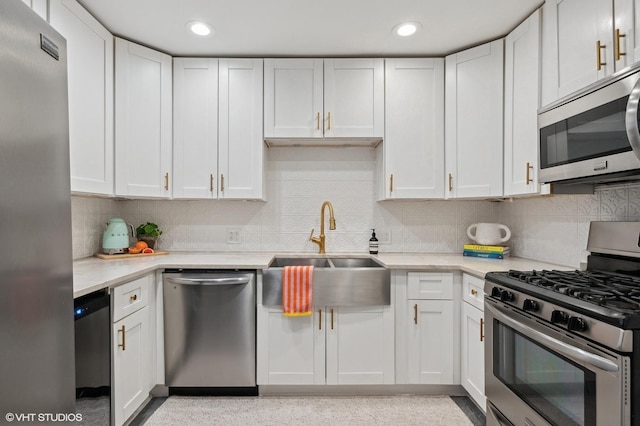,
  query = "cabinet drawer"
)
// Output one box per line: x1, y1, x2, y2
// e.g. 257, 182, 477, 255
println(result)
407, 272, 453, 300
112, 274, 152, 322
462, 273, 484, 310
